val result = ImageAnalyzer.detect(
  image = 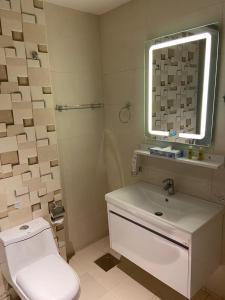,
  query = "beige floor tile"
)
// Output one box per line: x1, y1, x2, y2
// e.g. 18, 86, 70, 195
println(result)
73, 243, 106, 263
99, 291, 121, 300
92, 236, 121, 260
206, 295, 221, 300
70, 258, 94, 277
88, 265, 131, 291
70, 237, 220, 300
192, 289, 209, 300
111, 275, 155, 300
151, 295, 161, 300
92, 236, 110, 252
70, 244, 105, 276
79, 273, 108, 300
